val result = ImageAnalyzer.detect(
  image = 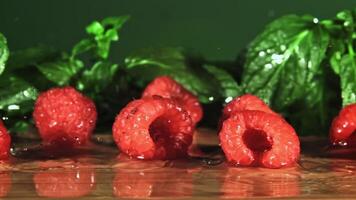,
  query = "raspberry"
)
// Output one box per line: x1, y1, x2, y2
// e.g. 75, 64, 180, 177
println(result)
112, 96, 194, 160
330, 103, 356, 147
0, 120, 11, 159
142, 76, 203, 126
33, 166, 95, 198
33, 87, 97, 146
222, 94, 275, 122
219, 110, 300, 168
